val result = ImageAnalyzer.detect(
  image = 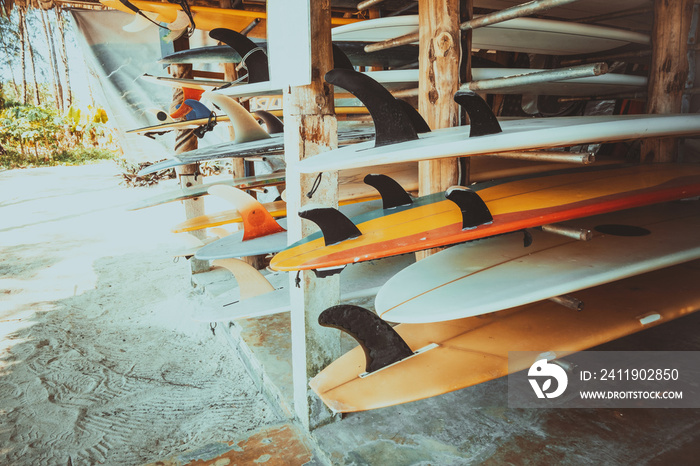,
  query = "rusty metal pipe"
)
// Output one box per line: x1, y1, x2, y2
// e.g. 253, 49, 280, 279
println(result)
365, 0, 583, 53
485, 150, 595, 165
460, 62, 608, 92
357, 0, 387, 11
